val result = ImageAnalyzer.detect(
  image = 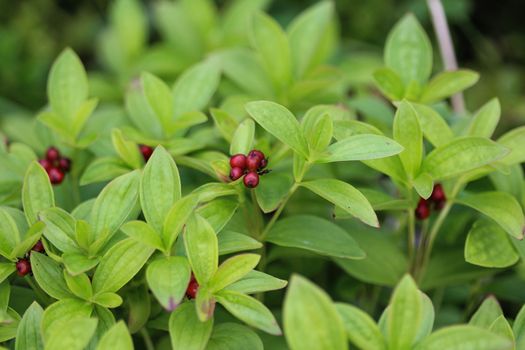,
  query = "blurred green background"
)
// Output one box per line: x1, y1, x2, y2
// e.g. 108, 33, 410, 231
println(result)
1, 0, 524, 127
